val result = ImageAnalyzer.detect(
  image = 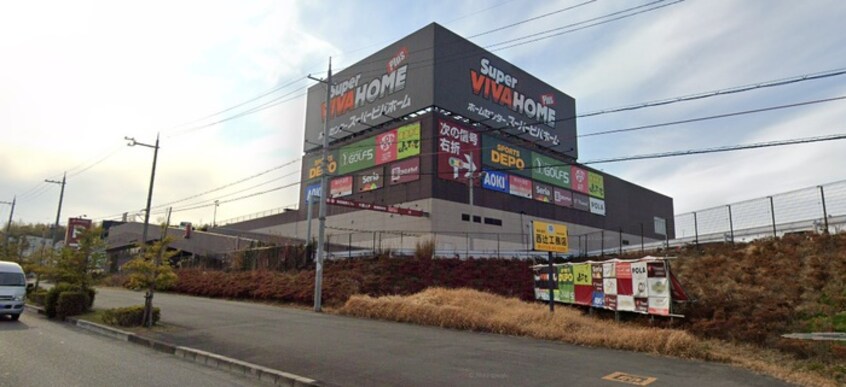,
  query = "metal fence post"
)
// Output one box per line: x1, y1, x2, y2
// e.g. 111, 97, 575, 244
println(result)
693, 211, 699, 246
769, 196, 777, 237
618, 227, 623, 255
727, 205, 734, 243
820, 185, 829, 233
600, 230, 605, 257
